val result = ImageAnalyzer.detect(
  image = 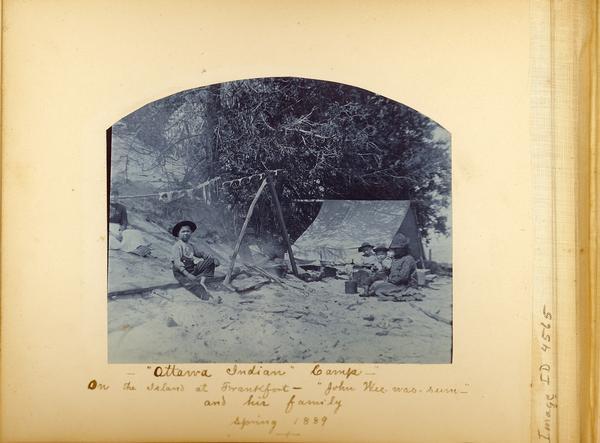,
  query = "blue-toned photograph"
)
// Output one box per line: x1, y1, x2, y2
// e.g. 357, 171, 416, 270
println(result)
107, 77, 452, 364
